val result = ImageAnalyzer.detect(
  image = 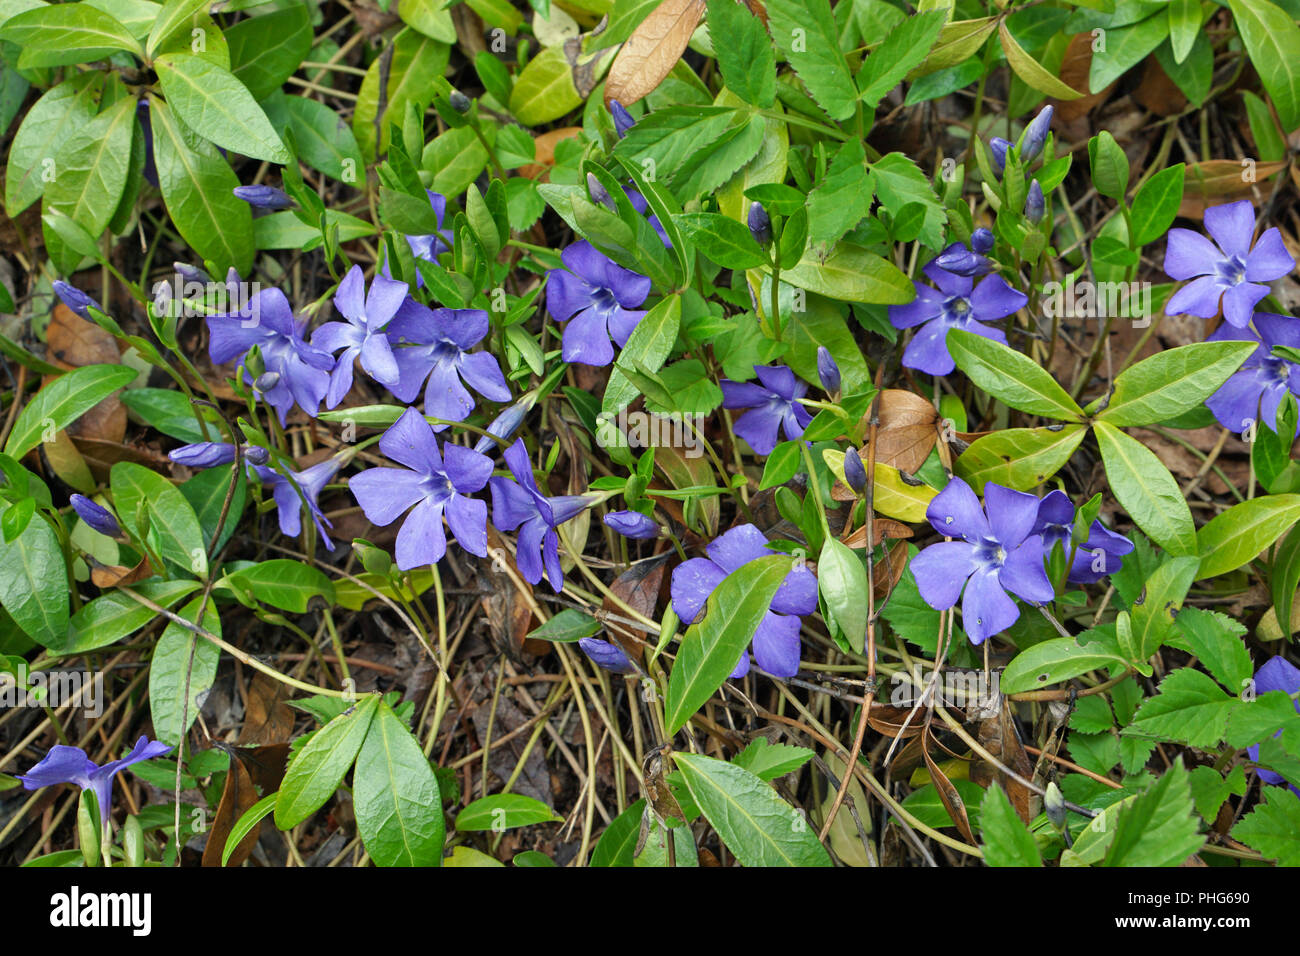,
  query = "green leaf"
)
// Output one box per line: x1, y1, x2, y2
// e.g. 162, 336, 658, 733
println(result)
1232, 784, 1300, 865
1226, 691, 1299, 748
0, 512, 68, 646
705, 0, 775, 108
154, 53, 288, 163
819, 537, 867, 652
1168, 608, 1252, 692
1187, 764, 1246, 823
603, 293, 682, 416
54, 579, 201, 655
5, 73, 106, 216
1128, 163, 1185, 247
1124, 554, 1199, 663
870, 152, 945, 250
224, 560, 335, 613
456, 793, 562, 831
526, 608, 601, 643
1197, 495, 1300, 579
1098, 341, 1256, 426
674, 212, 768, 270
979, 782, 1042, 866
44, 95, 135, 259
1088, 130, 1130, 201
145, 0, 207, 59
665, 554, 793, 733
149, 97, 253, 275
4, 364, 137, 459
1127, 669, 1237, 748
998, 20, 1082, 100
1094, 421, 1197, 555
1089, 12, 1170, 92
221, 793, 277, 866
731, 738, 814, 781
1001, 631, 1128, 694
1242, 90, 1287, 162
399, 0, 458, 42
509, 43, 582, 126
806, 139, 872, 247
672, 752, 831, 866
1228, 0, 1300, 132
180, 464, 244, 555
270, 94, 364, 182
857, 10, 946, 107
1102, 760, 1204, 866
0, 3, 143, 68
765, 0, 857, 120
111, 461, 209, 578
947, 329, 1084, 420
148, 595, 220, 746
954, 425, 1086, 493
275, 694, 379, 829
590, 799, 644, 867
781, 243, 913, 304
1167, 0, 1201, 64
613, 105, 765, 201
119, 387, 220, 443
226, 1, 312, 102
1272, 523, 1300, 636
354, 700, 445, 866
